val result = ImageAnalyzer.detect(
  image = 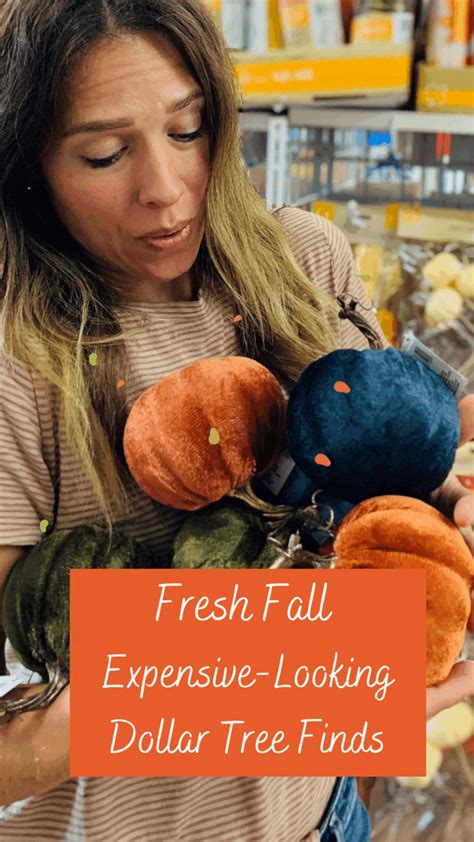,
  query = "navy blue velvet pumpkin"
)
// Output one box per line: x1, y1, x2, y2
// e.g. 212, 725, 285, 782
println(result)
253, 456, 354, 551
254, 459, 353, 523
286, 348, 460, 504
